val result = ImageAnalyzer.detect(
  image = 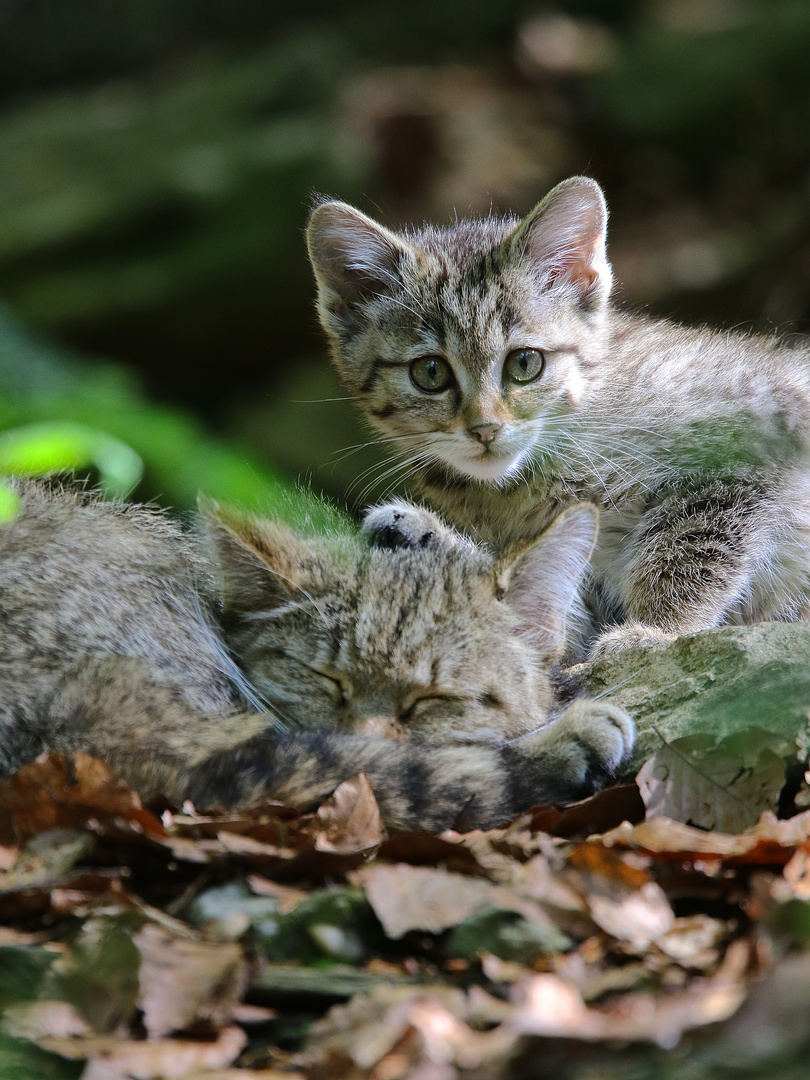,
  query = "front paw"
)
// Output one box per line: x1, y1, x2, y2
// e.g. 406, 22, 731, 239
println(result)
562, 698, 635, 782
528, 699, 635, 799
588, 621, 676, 660
363, 500, 455, 552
